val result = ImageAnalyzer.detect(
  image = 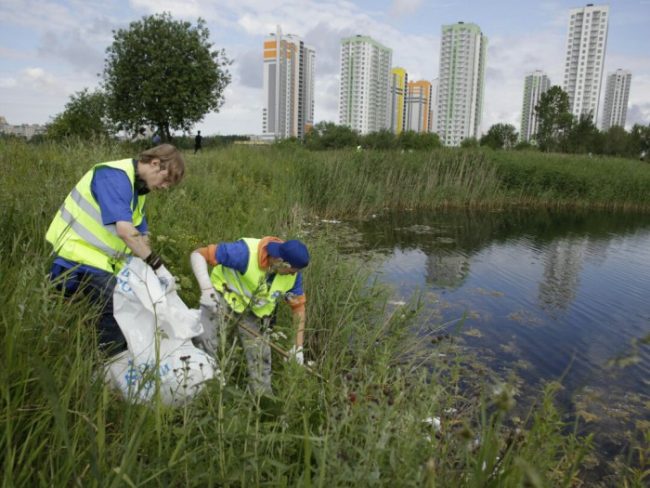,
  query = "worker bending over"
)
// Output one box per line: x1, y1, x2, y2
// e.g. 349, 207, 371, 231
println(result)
46, 144, 185, 354
191, 237, 309, 396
